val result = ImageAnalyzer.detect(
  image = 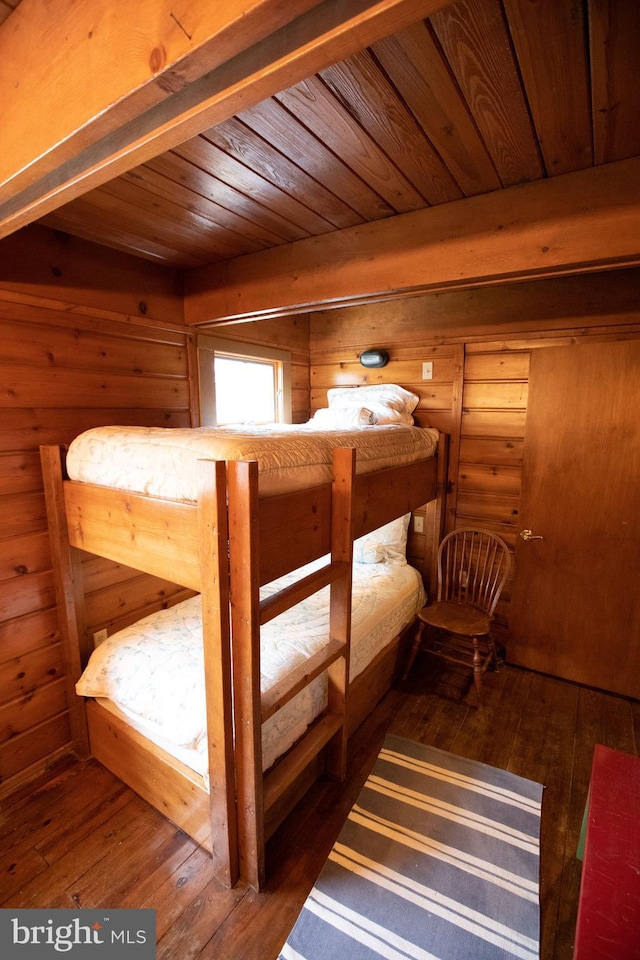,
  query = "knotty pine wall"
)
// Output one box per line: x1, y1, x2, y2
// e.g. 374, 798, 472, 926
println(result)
0, 226, 309, 794
0, 226, 187, 793
310, 266, 640, 637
